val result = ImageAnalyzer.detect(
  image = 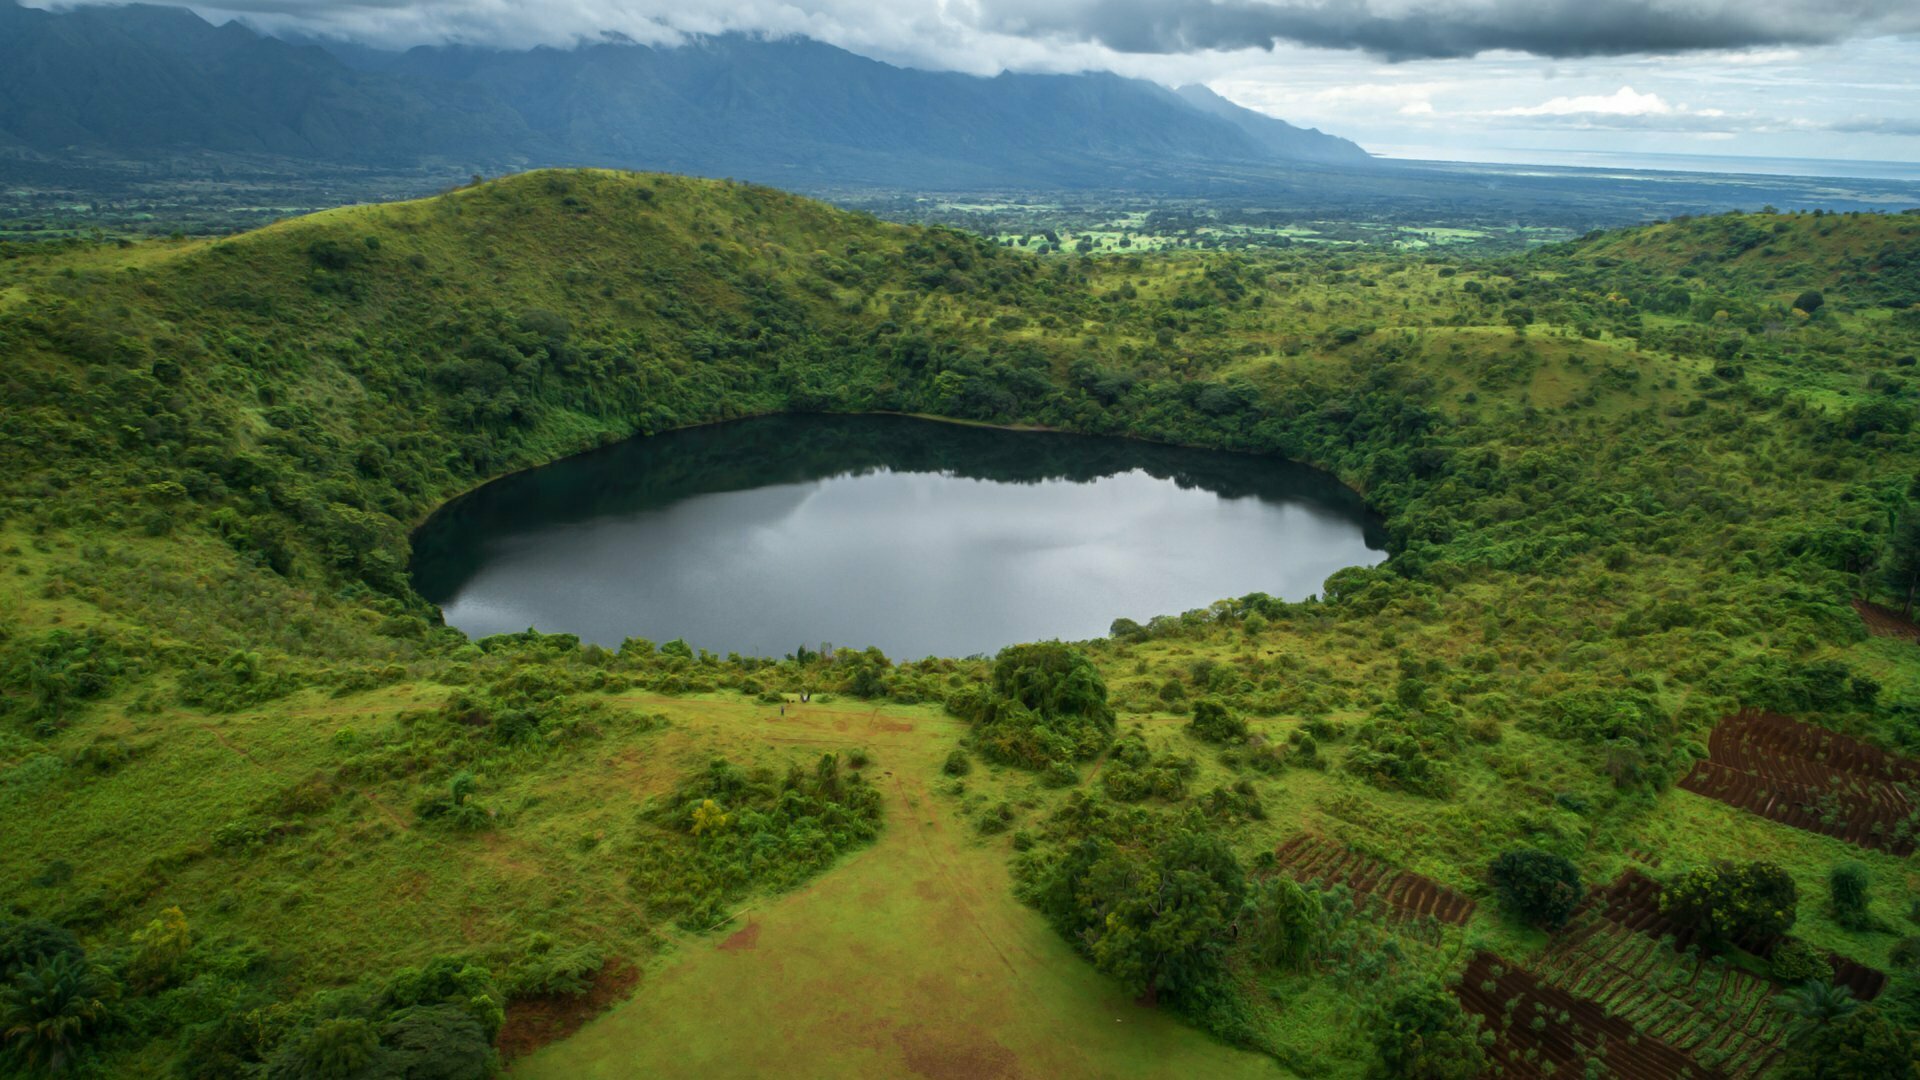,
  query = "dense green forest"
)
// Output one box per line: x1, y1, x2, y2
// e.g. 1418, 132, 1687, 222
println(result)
2, 170, 1919, 1076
